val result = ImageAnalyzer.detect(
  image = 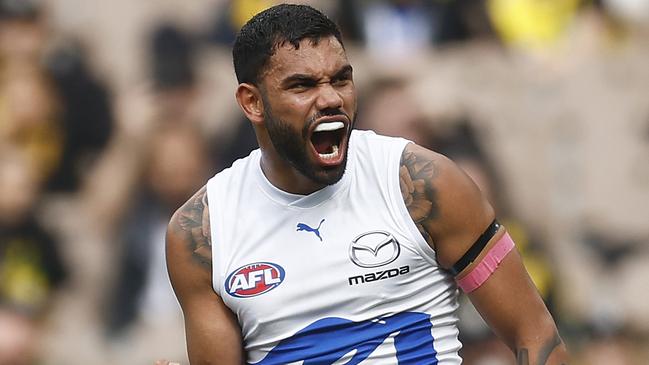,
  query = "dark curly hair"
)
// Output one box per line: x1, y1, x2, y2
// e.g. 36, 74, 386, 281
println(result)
232, 4, 343, 85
